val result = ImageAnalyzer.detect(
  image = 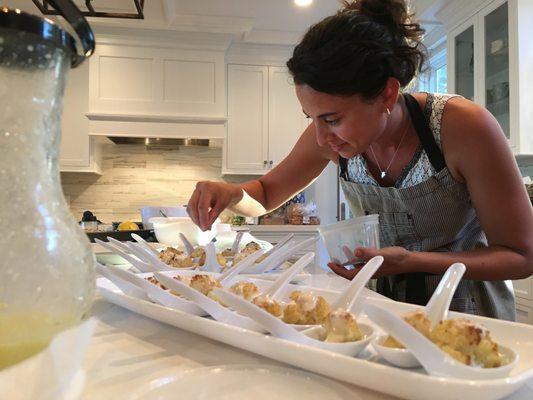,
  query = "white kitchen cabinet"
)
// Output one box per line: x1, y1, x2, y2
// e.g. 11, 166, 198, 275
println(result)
59, 60, 102, 174
86, 39, 227, 140
513, 276, 532, 325
443, 0, 533, 154
516, 300, 533, 325
513, 276, 532, 301
224, 64, 308, 174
